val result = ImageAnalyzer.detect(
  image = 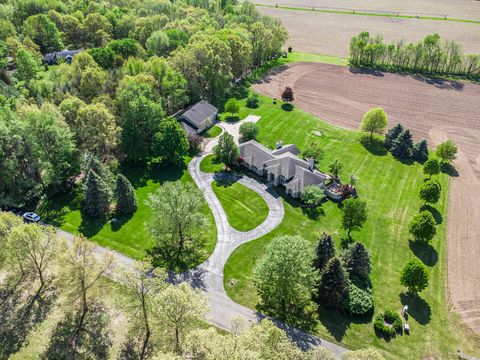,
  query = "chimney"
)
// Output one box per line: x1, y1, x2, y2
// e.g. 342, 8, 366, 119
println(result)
276, 140, 283, 149
308, 157, 314, 171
